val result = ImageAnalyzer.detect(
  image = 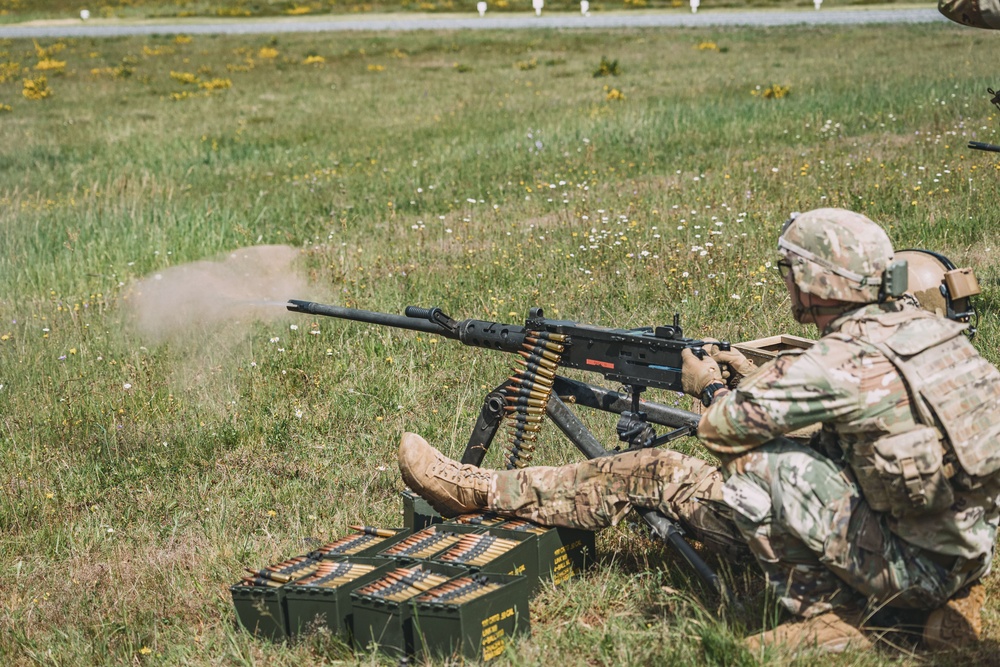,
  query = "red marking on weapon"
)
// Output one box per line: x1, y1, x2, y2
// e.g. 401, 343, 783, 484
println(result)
585, 359, 615, 369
